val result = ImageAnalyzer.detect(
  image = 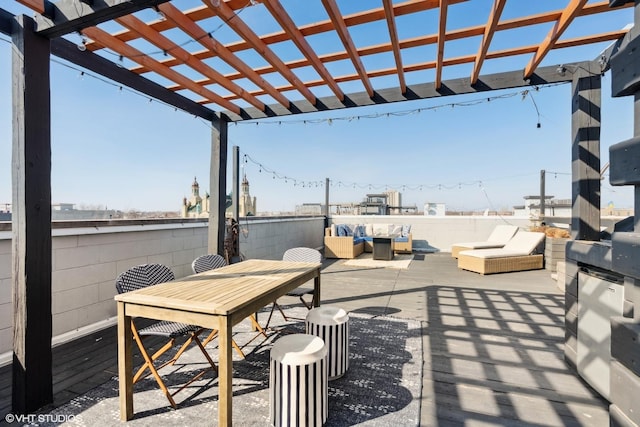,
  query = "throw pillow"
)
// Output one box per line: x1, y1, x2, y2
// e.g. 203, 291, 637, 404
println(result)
365, 224, 373, 236
402, 224, 412, 237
